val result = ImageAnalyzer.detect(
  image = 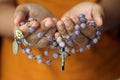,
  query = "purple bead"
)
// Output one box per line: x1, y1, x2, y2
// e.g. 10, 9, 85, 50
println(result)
22, 48, 26, 54
28, 54, 34, 59
96, 31, 101, 36
38, 59, 43, 64
17, 40, 22, 45
90, 22, 96, 27
71, 48, 76, 53
80, 23, 86, 29
25, 48, 32, 53
59, 41, 65, 47
37, 32, 43, 38
79, 48, 84, 53
71, 33, 77, 39
29, 27, 35, 33
74, 30, 80, 35
53, 53, 59, 59
36, 55, 42, 60
80, 17, 87, 23
65, 46, 70, 52
92, 38, 98, 44
75, 24, 80, 30
56, 37, 62, 42
52, 42, 58, 47
66, 35, 71, 40
47, 35, 53, 41
44, 50, 49, 56
79, 14, 85, 18
46, 59, 52, 65
86, 44, 91, 49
